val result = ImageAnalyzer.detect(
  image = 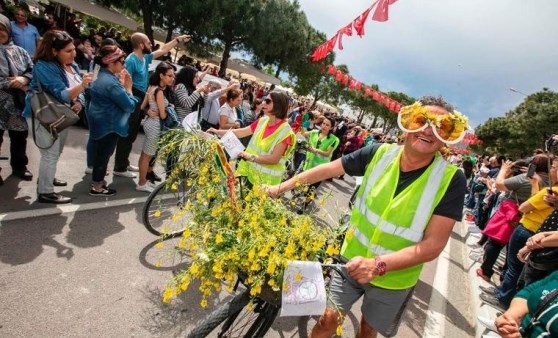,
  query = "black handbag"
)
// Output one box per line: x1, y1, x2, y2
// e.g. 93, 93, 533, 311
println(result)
527, 247, 558, 271
29, 80, 79, 147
